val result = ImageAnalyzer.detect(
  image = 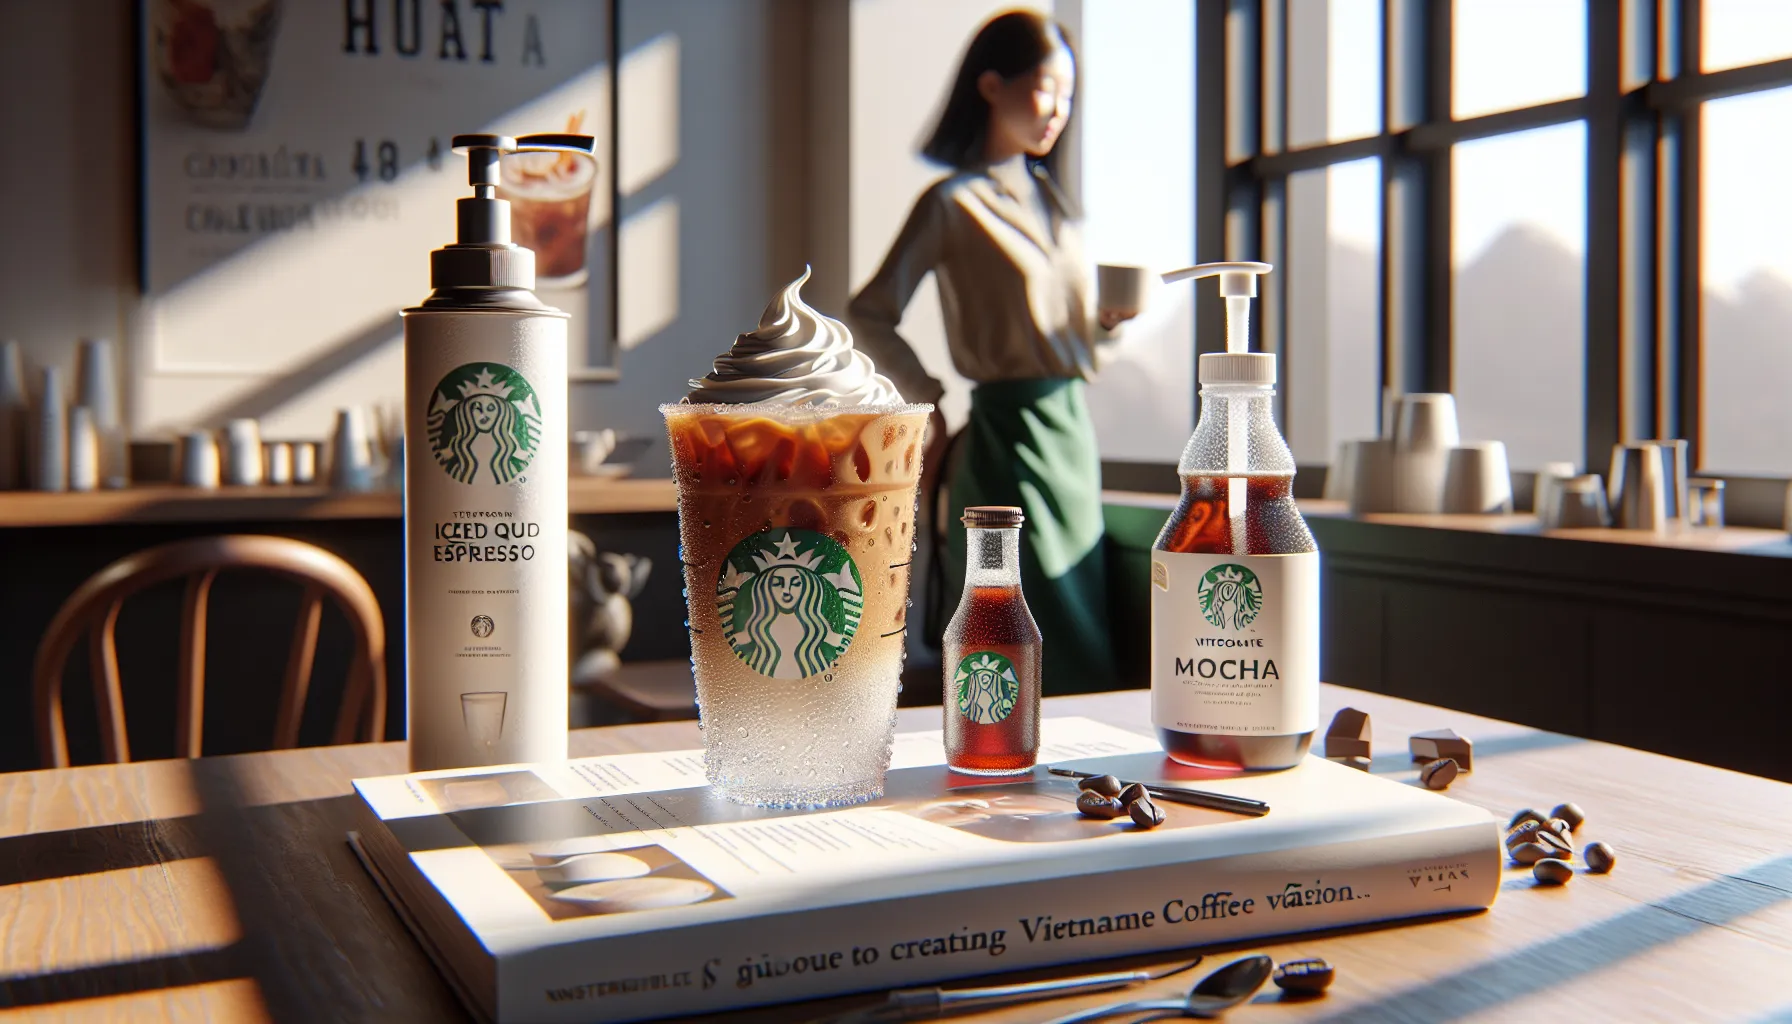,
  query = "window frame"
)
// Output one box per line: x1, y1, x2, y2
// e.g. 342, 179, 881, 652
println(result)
1200, 0, 1792, 509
